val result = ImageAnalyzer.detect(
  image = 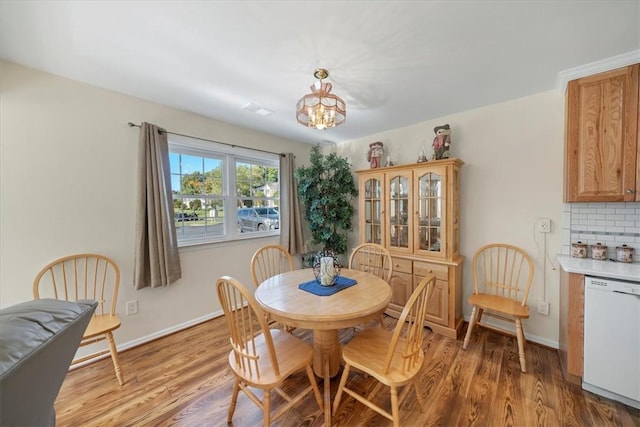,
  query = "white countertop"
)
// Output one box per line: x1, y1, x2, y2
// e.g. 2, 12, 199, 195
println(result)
556, 254, 640, 282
